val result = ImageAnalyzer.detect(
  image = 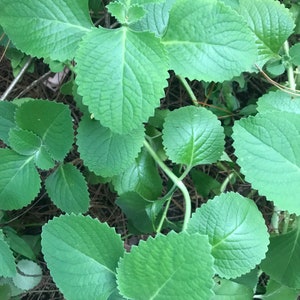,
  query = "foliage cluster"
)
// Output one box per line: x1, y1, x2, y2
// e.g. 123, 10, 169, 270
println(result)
0, 0, 300, 299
